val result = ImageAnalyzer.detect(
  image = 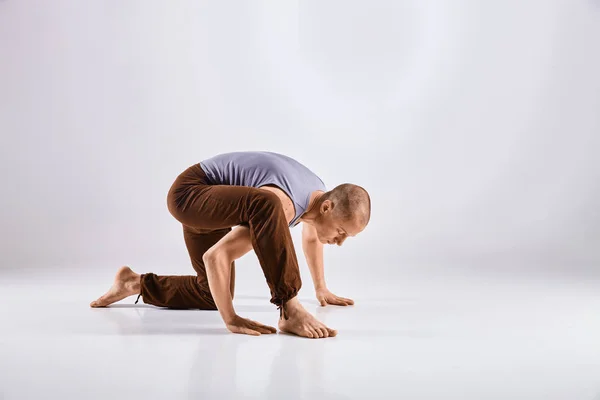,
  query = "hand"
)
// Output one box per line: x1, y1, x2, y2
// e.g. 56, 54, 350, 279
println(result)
225, 315, 277, 336
316, 288, 354, 307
